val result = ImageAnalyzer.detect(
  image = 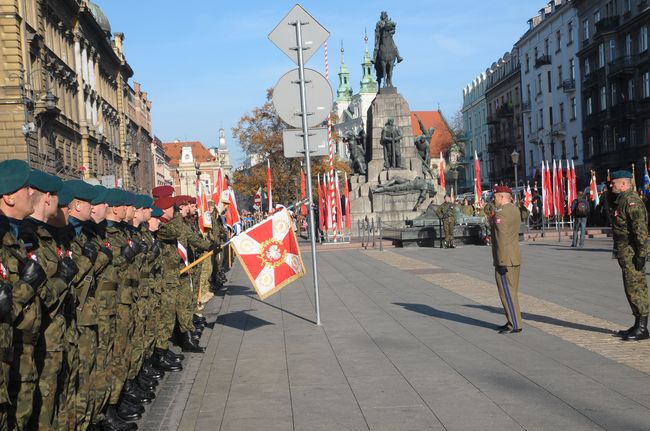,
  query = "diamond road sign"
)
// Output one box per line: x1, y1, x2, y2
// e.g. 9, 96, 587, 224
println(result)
273, 68, 332, 129
268, 4, 330, 66
282, 127, 330, 158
